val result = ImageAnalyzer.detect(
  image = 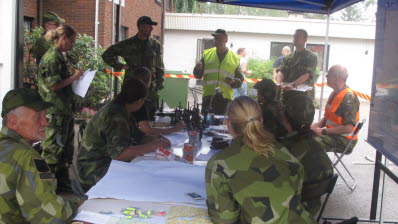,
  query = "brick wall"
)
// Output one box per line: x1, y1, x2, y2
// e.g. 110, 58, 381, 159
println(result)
41, 0, 96, 37
24, 0, 168, 48
24, 0, 38, 27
